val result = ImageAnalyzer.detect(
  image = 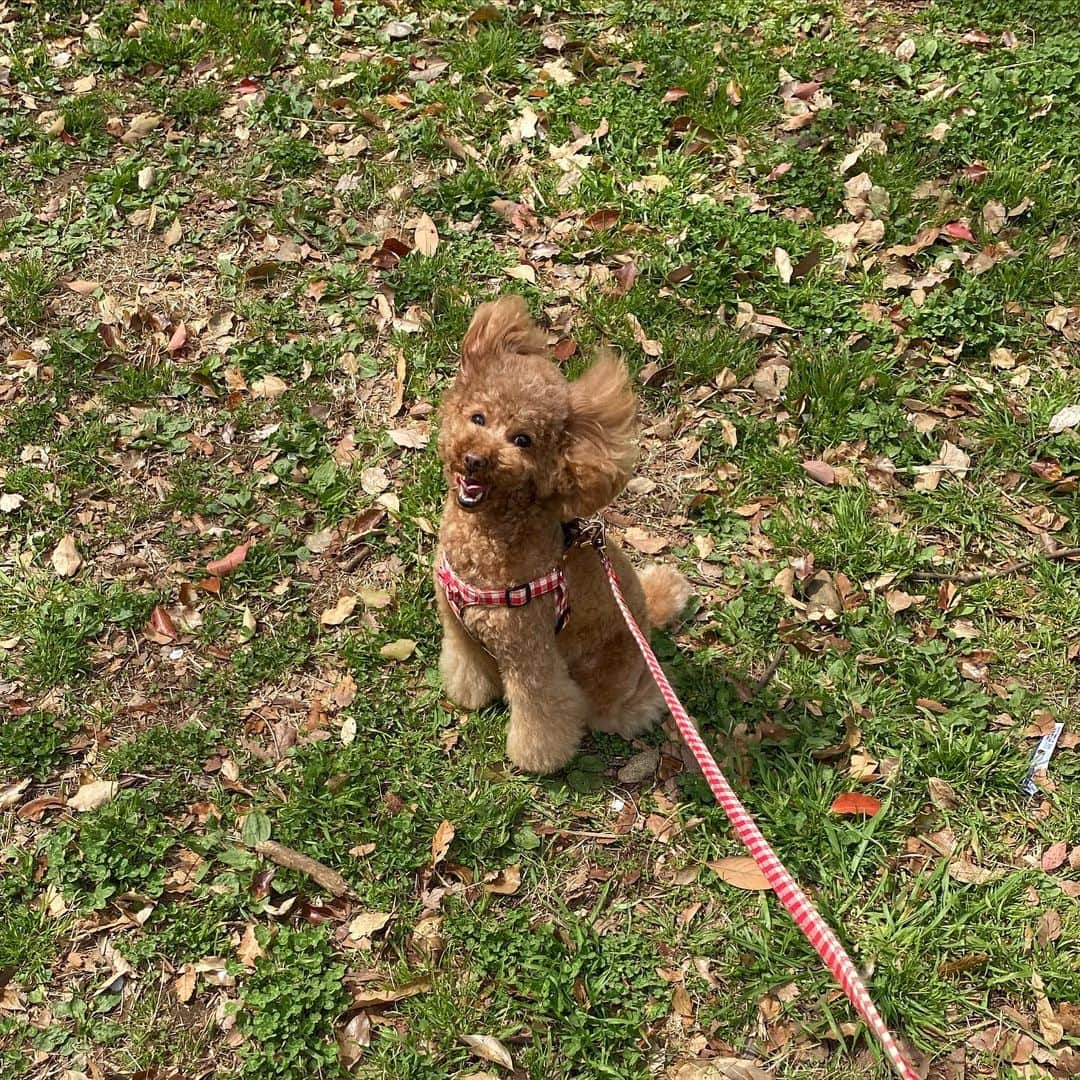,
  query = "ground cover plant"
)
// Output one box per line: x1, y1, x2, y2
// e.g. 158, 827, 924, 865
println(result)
1, 0, 1078, 1077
